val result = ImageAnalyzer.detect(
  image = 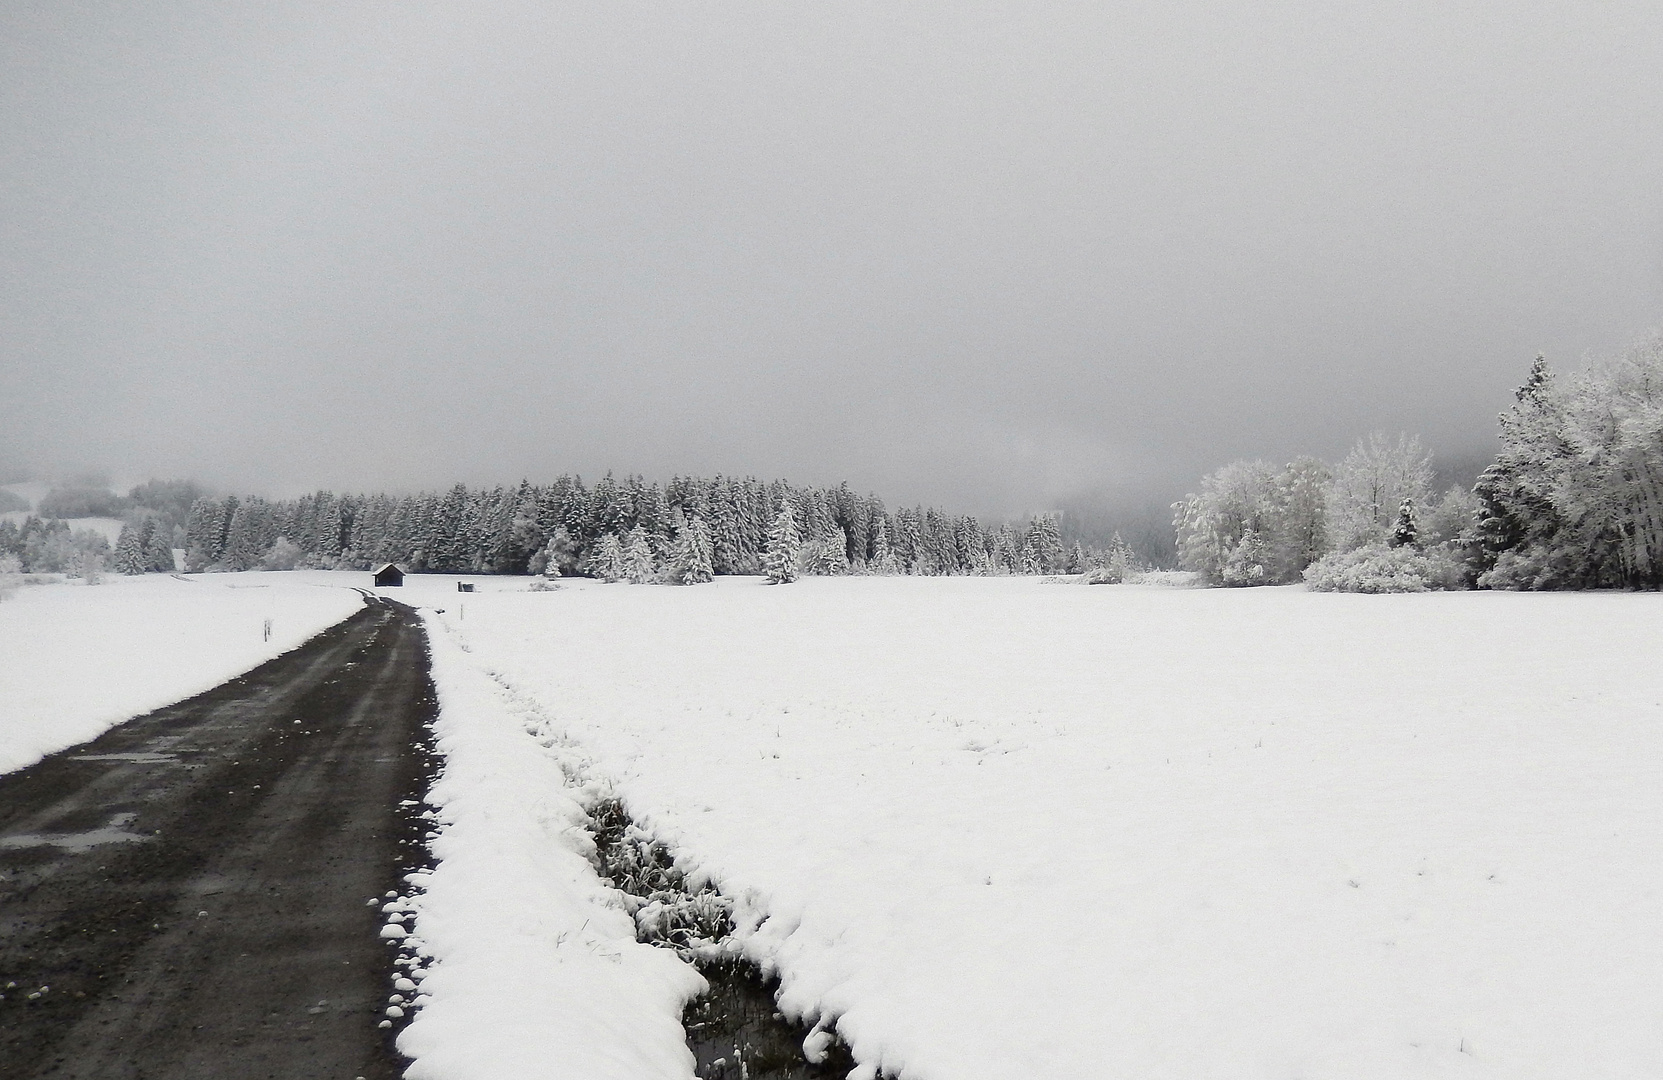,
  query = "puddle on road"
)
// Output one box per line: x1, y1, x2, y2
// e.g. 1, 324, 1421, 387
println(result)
589, 800, 859, 1080
72, 752, 180, 765
0, 812, 150, 852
